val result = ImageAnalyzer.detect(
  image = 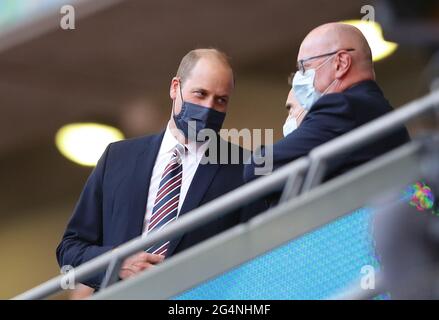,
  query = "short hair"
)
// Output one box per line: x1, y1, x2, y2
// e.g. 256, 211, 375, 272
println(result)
176, 48, 234, 85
